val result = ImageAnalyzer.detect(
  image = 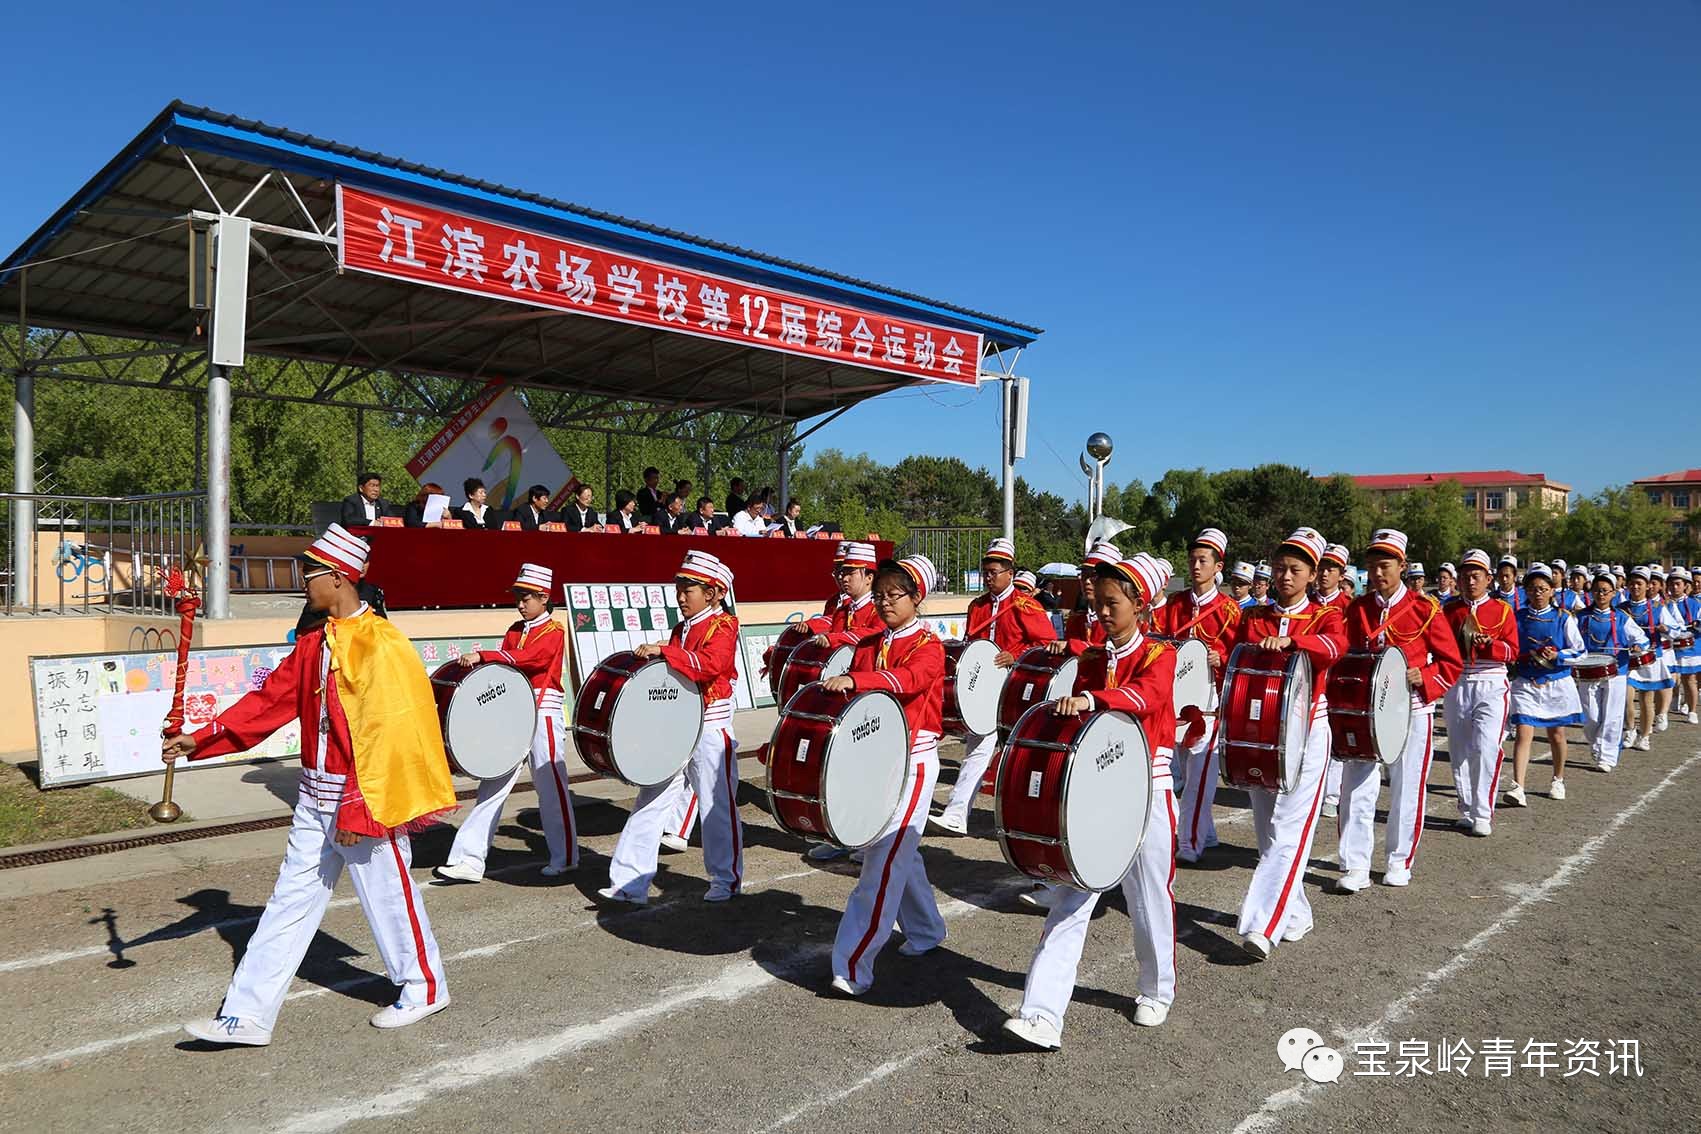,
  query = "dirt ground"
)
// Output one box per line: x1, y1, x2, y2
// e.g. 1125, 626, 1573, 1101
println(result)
0, 724, 1697, 1134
